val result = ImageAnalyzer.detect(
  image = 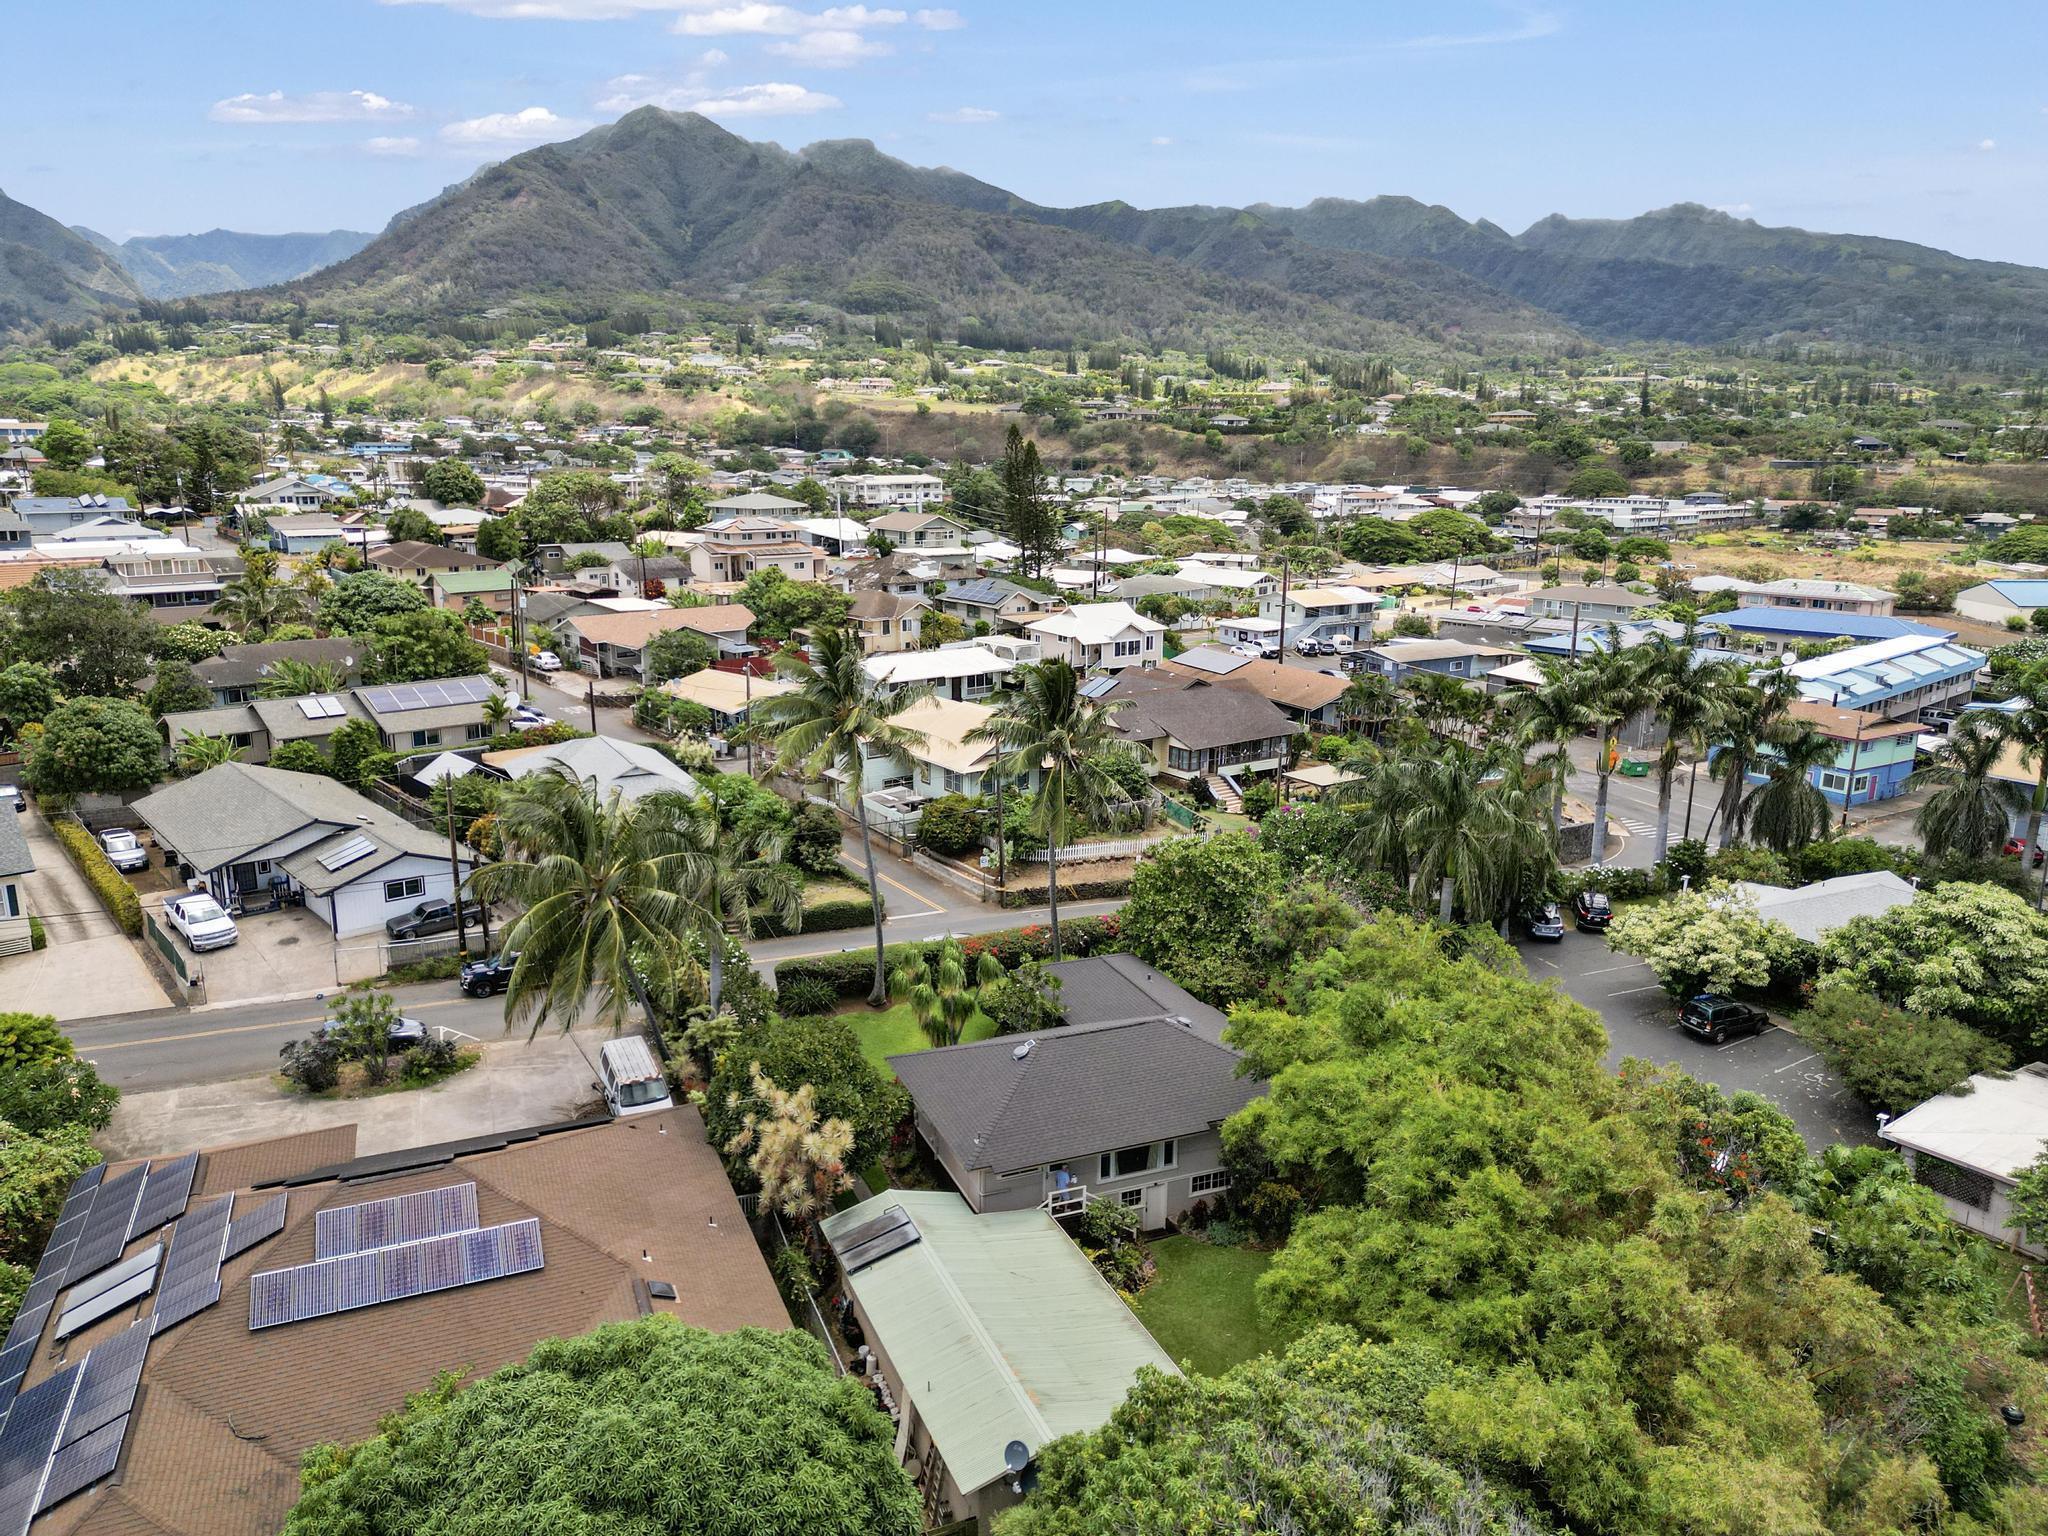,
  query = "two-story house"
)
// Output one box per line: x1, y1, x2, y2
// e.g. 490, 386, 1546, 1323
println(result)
368, 540, 502, 586
869, 510, 970, 550
847, 590, 927, 655
1108, 672, 1295, 805
12, 494, 137, 537
95, 539, 226, 621
932, 576, 1067, 634
1522, 583, 1652, 627
687, 535, 819, 585
1023, 601, 1163, 675
835, 473, 947, 511
1356, 638, 1521, 687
